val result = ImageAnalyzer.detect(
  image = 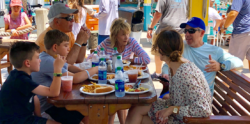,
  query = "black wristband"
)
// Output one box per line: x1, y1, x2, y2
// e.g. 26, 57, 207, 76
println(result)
148, 28, 153, 30
82, 43, 87, 46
